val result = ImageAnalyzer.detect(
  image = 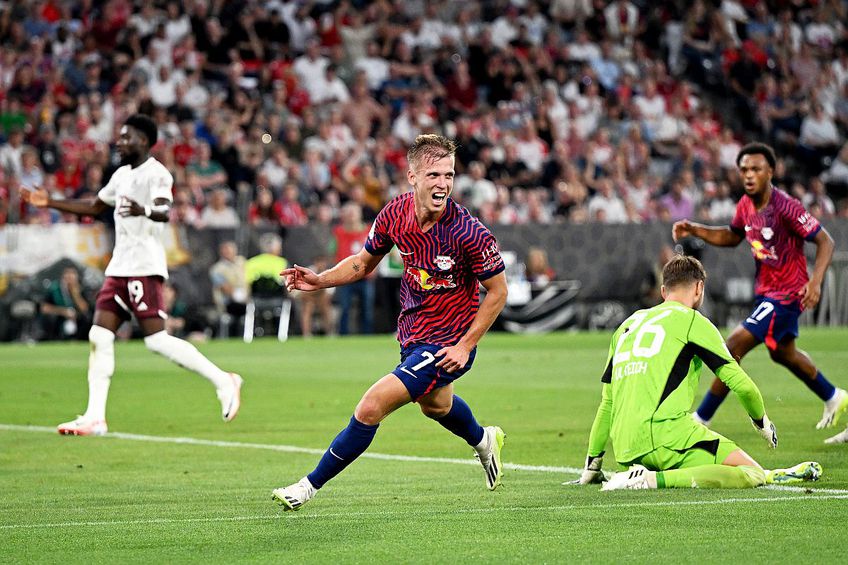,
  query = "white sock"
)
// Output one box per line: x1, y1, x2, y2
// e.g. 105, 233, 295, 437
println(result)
473, 427, 490, 456
84, 325, 115, 421
826, 388, 844, 407
144, 330, 231, 390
